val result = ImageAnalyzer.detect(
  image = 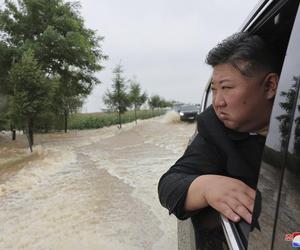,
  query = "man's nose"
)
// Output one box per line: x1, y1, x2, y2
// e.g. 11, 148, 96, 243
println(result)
213, 91, 226, 107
